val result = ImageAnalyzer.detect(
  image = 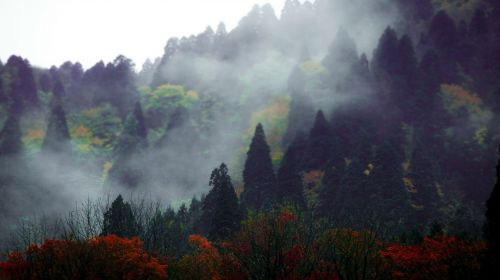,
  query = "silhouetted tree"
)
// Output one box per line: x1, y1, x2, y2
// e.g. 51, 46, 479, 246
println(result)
5, 55, 39, 114
42, 94, 71, 155
241, 123, 276, 211
202, 163, 242, 240
276, 135, 306, 207
483, 146, 500, 279
0, 114, 22, 157
304, 110, 332, 170
102, 195, 139, 238
107, 102, 148, 188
